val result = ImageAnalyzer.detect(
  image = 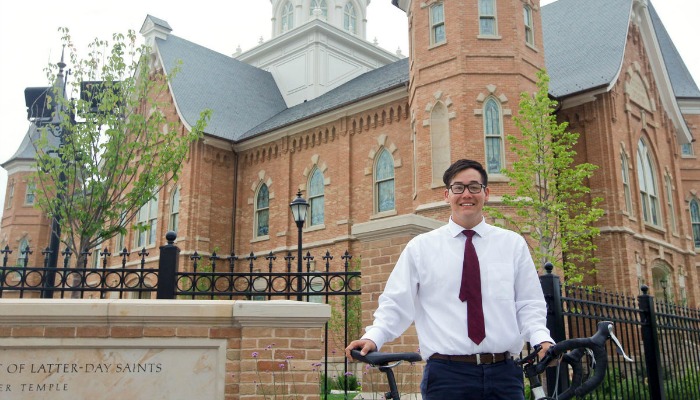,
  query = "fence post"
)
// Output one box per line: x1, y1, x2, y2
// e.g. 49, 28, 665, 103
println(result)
638, 285, 666, 400
156, 231, 180, 299
539, 262, 568, 394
